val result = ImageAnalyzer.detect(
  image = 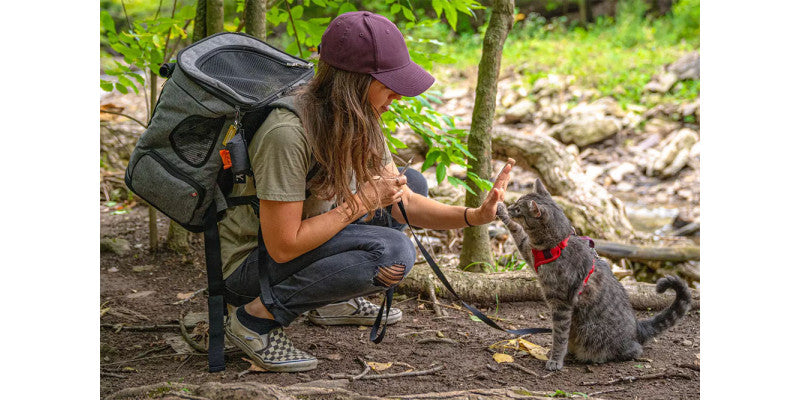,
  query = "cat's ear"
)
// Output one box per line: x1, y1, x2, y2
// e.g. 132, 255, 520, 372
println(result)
528, 200, 542, 218
534, 179, 551, 197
